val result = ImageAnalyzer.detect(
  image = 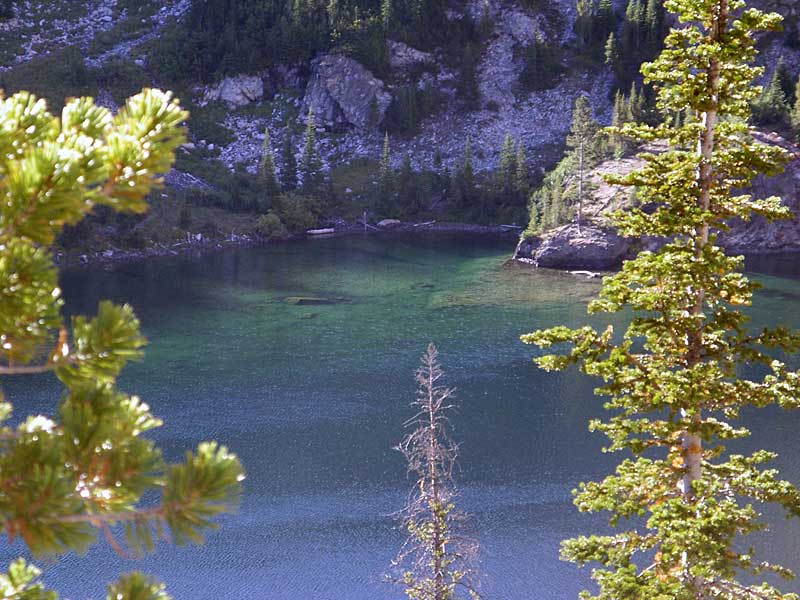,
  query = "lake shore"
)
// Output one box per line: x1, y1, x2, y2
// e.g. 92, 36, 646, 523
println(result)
56, 220, 522, 268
